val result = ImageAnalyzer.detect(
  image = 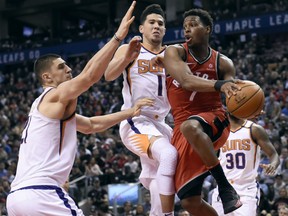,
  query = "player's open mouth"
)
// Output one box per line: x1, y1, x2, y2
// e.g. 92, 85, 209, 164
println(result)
185, 37, 192, 43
